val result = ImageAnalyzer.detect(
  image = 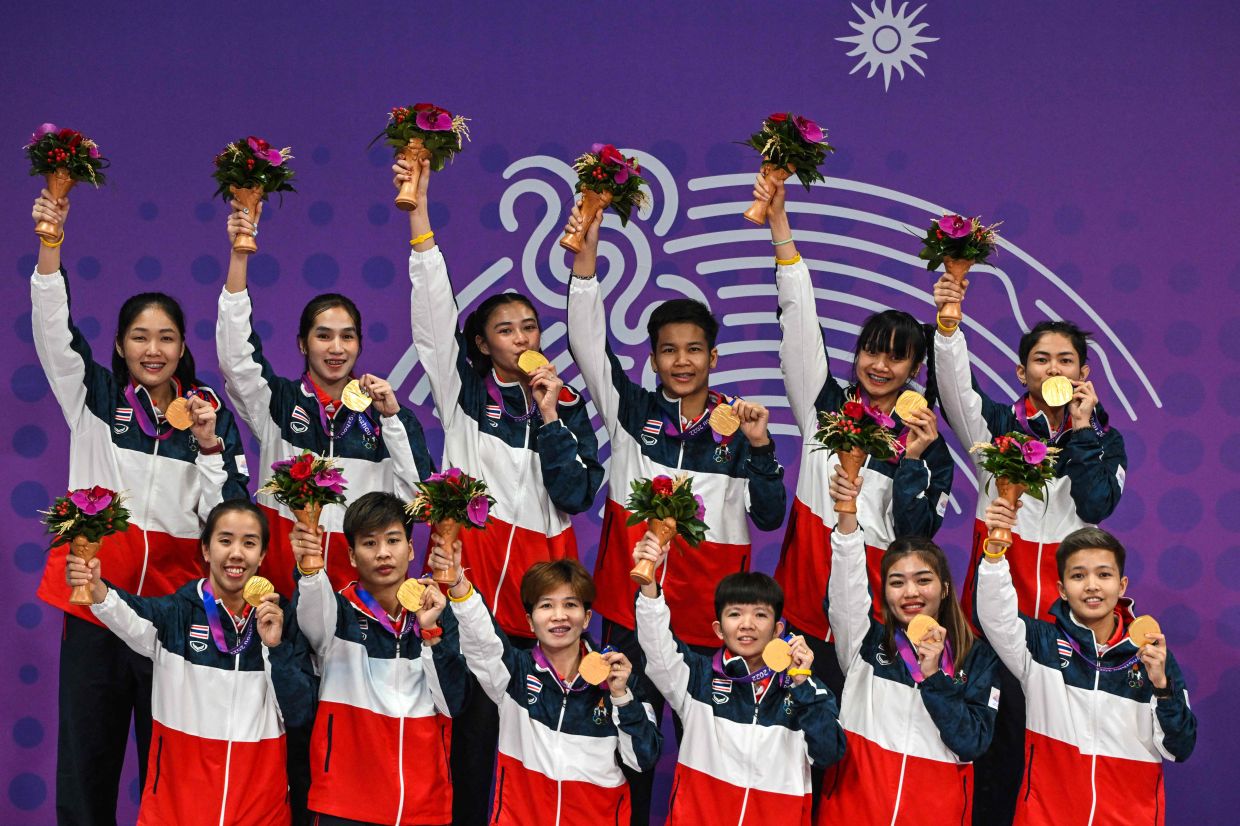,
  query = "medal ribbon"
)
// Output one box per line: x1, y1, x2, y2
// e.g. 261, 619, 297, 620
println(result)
852, 387, 912, 466
1014, 394, 1105, 442
894, 628, 955, 684
531, 642, 593, 692
124, 381, 179, 441
486, 374, 541, 423
1060, 630, 1141, 673
711, 647, 792, 688
354, 585, 418, 639
303, 373, 379, 442
660, 389, 726, 440
201, 579, 256, 656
